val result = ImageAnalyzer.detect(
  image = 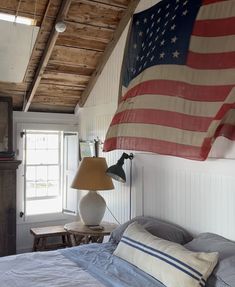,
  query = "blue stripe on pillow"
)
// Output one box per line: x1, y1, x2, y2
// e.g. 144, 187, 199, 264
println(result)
121, 237, 203, 285
199, 278, 206, 286
123, 235, 203, 277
